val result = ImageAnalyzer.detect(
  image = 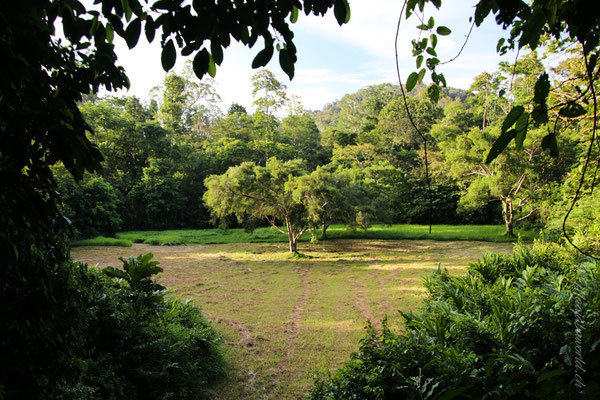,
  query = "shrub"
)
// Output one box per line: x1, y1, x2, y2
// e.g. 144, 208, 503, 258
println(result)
66, 253, 225, 399
309, 242, 600, 399
55, 172, 123, 238
1, 253, 225, 399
